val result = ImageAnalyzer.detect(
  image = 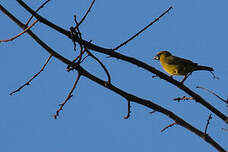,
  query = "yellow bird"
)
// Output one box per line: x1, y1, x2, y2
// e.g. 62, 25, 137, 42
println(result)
154, 51, 214, 82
